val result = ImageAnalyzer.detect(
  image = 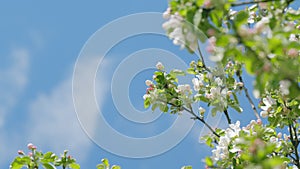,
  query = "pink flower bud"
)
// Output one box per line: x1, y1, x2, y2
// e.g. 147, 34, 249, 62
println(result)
18, 150, 25, 155
205, 93, 213, 99
156, 62, 164, 70
207, 29, 215, 36
287, 48, 298, 58
258, 2, 268, 9
28, 152, 33, 157
146, 87, 154, 94
256, 119, 262, 125
27, 143, 34, 150
206, 45, 215, 53
145, 80, 153, 86
203, 0, 212, 8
